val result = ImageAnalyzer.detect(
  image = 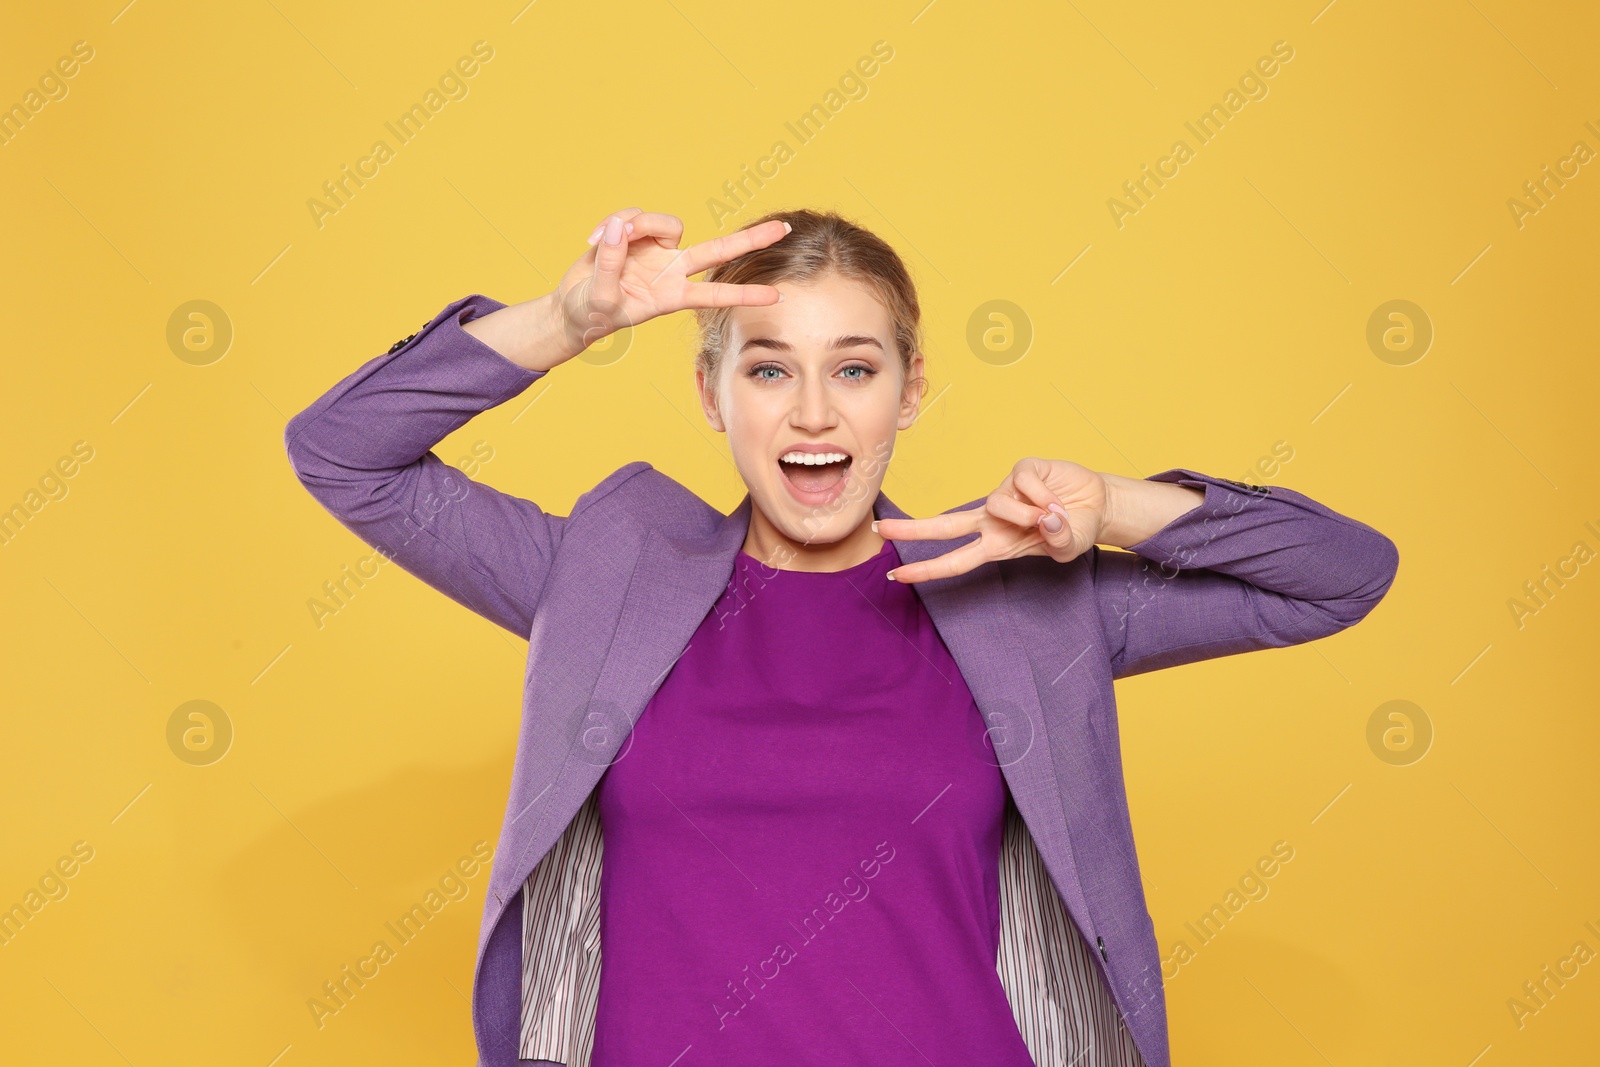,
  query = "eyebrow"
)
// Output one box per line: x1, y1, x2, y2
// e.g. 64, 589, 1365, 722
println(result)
737, 334, 885, 356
